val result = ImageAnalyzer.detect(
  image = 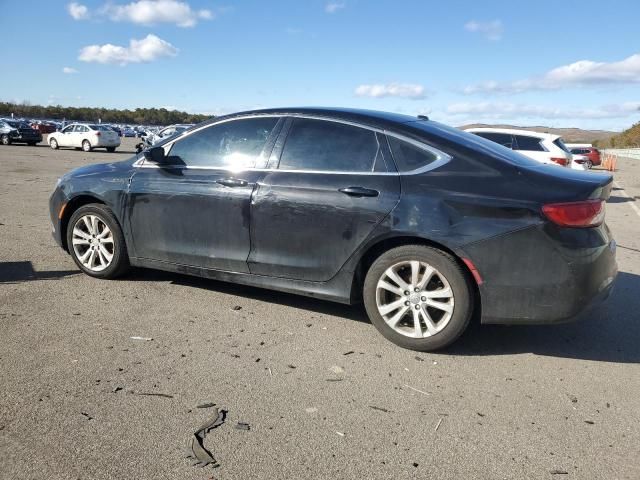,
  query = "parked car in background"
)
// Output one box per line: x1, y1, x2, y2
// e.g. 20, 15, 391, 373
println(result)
48, 123, 121, 152
465, 127, 573, 167
0, 119, 42, 145
31, 121, 57, 135
122, 127, 137, 137
570, 147, 601, 168
50, 108, 617, 351
107, 125, 123, 137
136, 123, 194, 152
